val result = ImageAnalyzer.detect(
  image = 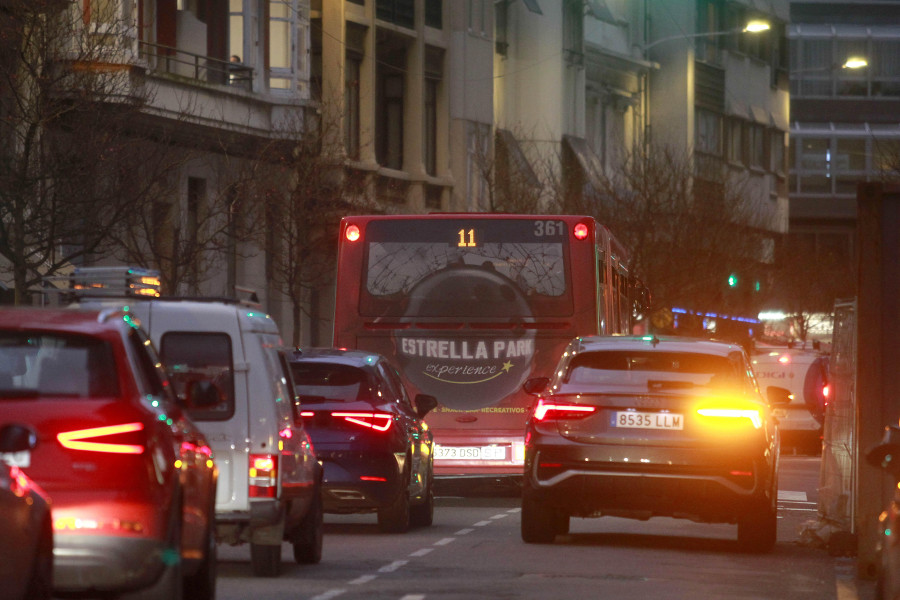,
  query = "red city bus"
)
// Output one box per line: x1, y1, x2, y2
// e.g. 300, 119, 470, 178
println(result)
333, 214, 638, 477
